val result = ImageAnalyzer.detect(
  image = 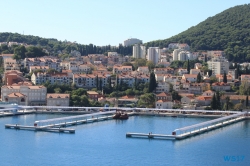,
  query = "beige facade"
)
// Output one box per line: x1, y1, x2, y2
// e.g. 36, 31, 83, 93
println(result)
47, 94, 70, 106
1, 85, 47, 105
